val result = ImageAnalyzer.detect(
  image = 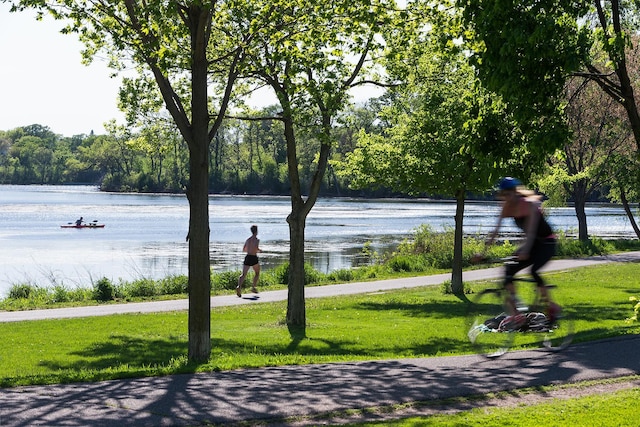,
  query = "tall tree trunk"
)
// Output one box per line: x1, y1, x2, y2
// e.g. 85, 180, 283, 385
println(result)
281, 100, 332, 327
574, 196, 589, 241
286, 202, 307, 326
572, 178, 590, 242
451, 189, 465, 296
186, 144, 211, 362
575, 200, 589, 242
185, 6, 212, 362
